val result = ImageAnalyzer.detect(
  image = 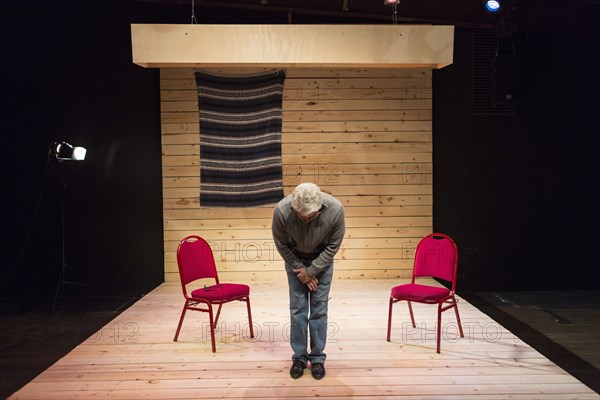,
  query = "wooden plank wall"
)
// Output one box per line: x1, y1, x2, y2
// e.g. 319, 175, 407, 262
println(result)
160, 68, 432, 283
